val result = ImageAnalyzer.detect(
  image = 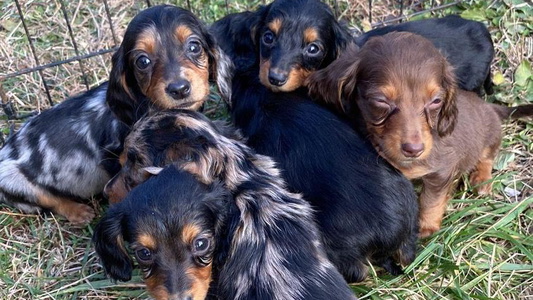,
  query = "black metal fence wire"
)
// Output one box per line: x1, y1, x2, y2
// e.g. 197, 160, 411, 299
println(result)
0, 0, 462, 122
